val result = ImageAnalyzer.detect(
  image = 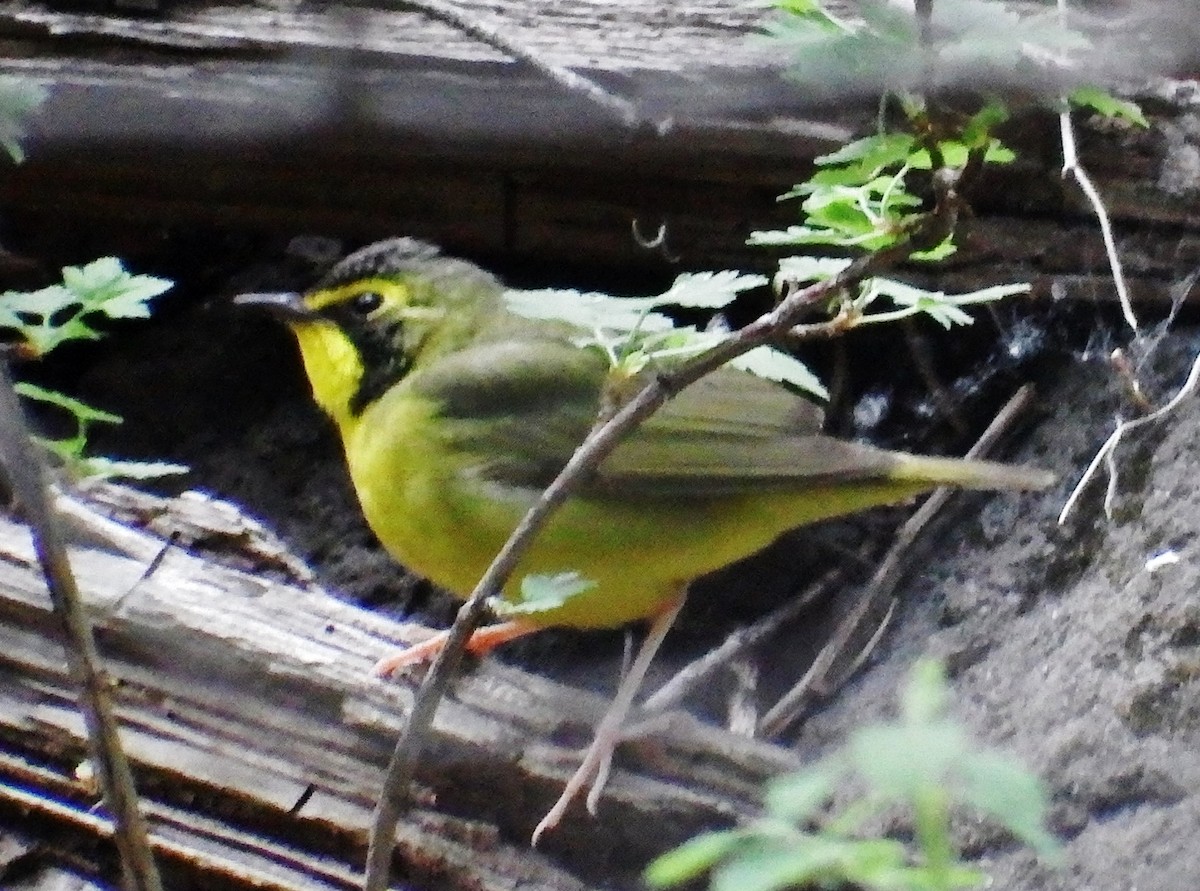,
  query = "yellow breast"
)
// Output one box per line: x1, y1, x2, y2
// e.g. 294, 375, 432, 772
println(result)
337, 386, 813, 629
